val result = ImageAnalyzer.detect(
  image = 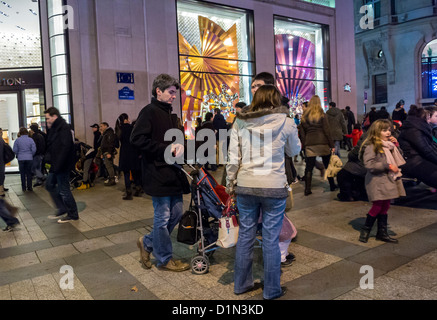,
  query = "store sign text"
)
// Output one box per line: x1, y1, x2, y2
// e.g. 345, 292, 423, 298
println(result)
0, 78, 23, 86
